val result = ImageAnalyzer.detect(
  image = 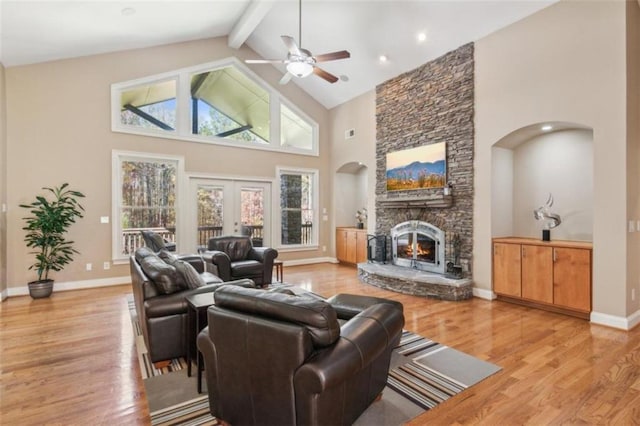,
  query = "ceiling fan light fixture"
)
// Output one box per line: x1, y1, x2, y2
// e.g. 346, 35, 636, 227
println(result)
287, 61, 314, 78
